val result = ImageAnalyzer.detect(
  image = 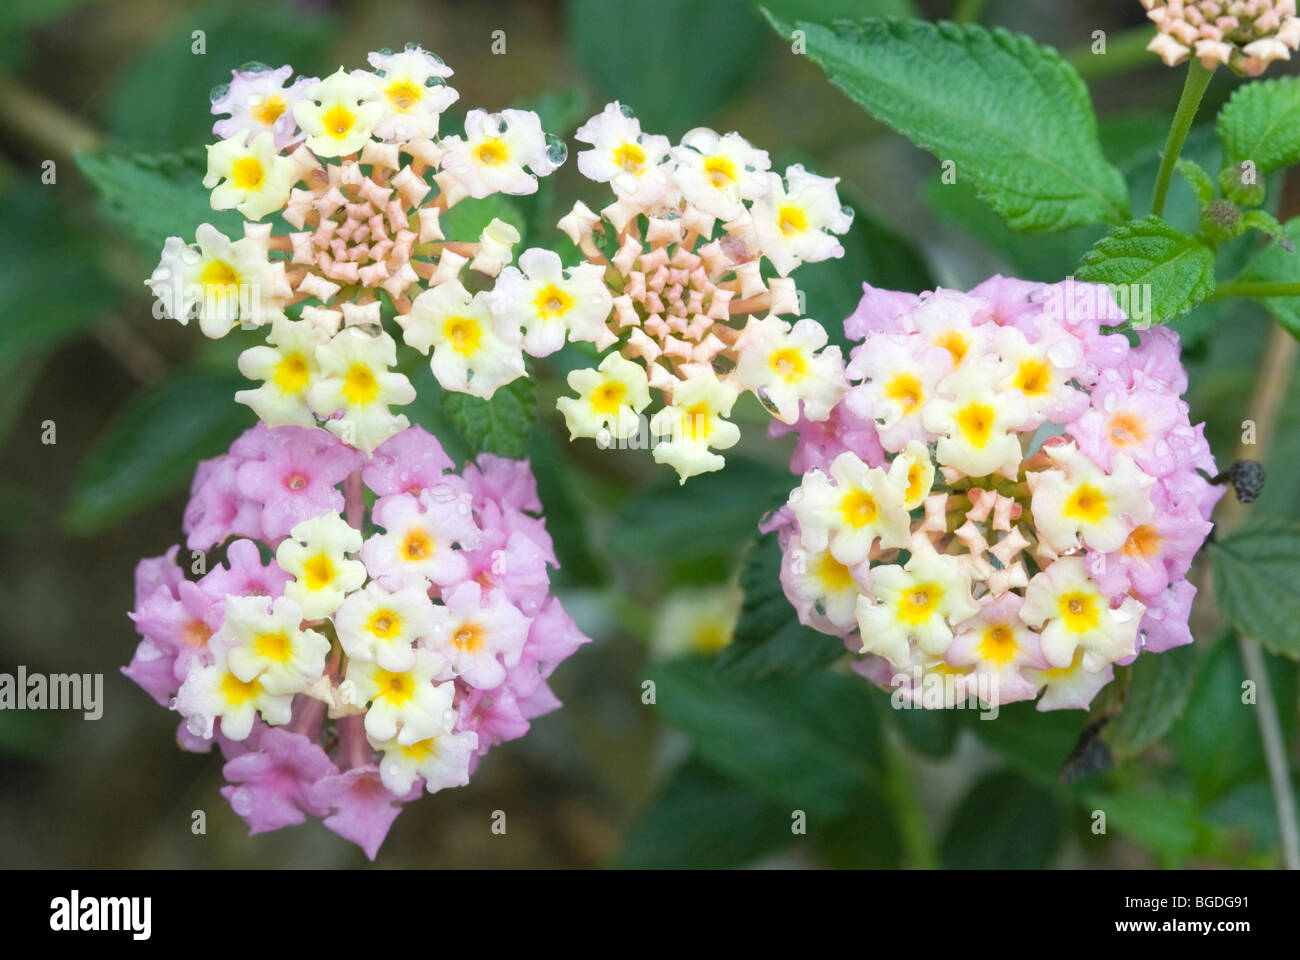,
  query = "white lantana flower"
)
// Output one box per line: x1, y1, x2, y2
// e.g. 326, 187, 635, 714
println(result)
490, 247, 614, 356
362, 45, 459, 141
348, 647, 453, 745
235, 315, 326, 427
292, 68, 385, 157
372, 725, 478, 796
176, 644, 294, 742
556, 353, 651, 444
440, 108, 559, 198
335, 582, 438, 673
147, 223, 287, 337
1028, 443, 1155, 554
404, 279, 525, 399
204, 131, 295, 221
574, 101, 671, 196
733, 315, 847, 424
276, 513, 366, 620
219, 594, 330, 696
922, 357, 1029, 479
307, 328, 415, 452
671, 127, 771, 221
649, 371, 742, 483
856, 536, 979, 666
789, 451, 911, 567
1020, 558, 1144, 672
751, 164, 852, 276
